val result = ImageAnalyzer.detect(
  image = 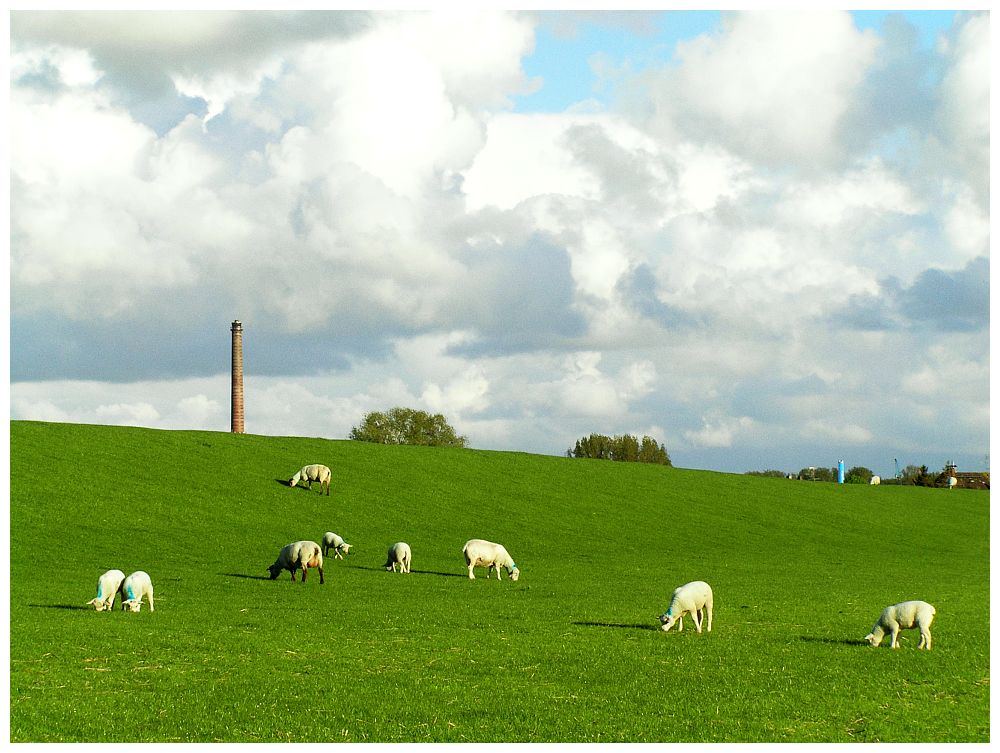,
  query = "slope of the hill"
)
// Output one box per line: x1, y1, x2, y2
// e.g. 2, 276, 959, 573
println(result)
9, 421, 989, 742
